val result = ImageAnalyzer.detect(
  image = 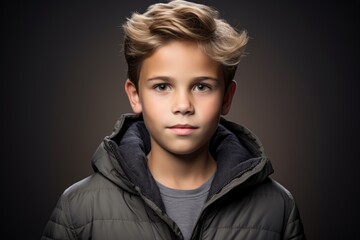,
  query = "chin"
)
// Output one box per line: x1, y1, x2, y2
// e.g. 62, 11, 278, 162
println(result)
167, 144, 206, 157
